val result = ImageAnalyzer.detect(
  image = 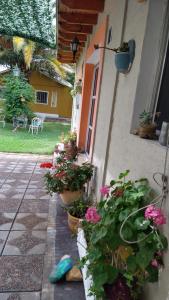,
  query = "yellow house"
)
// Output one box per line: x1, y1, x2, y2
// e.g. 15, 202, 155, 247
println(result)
29, 70, 73, 119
